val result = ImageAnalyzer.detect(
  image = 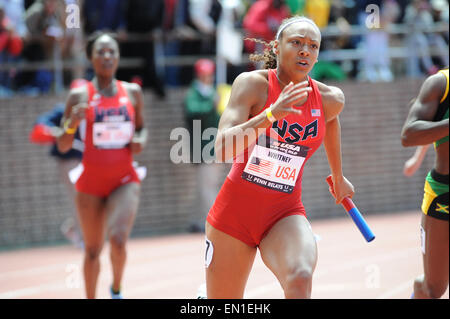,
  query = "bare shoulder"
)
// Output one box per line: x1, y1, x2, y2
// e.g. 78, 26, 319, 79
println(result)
315, 80, 345, 106
418, 71, 447, 102
232, 70, 269, 91
122, 81, 143, 95
314, 80, 345, 121
230, 70, 269, 113
121, 81, 143, 107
